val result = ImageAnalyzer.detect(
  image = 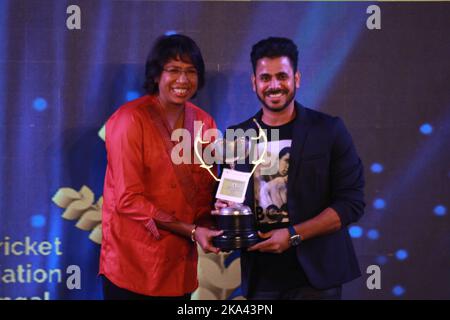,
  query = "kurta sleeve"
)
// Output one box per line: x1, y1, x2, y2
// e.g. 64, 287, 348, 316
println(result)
105, 110, 175, 239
